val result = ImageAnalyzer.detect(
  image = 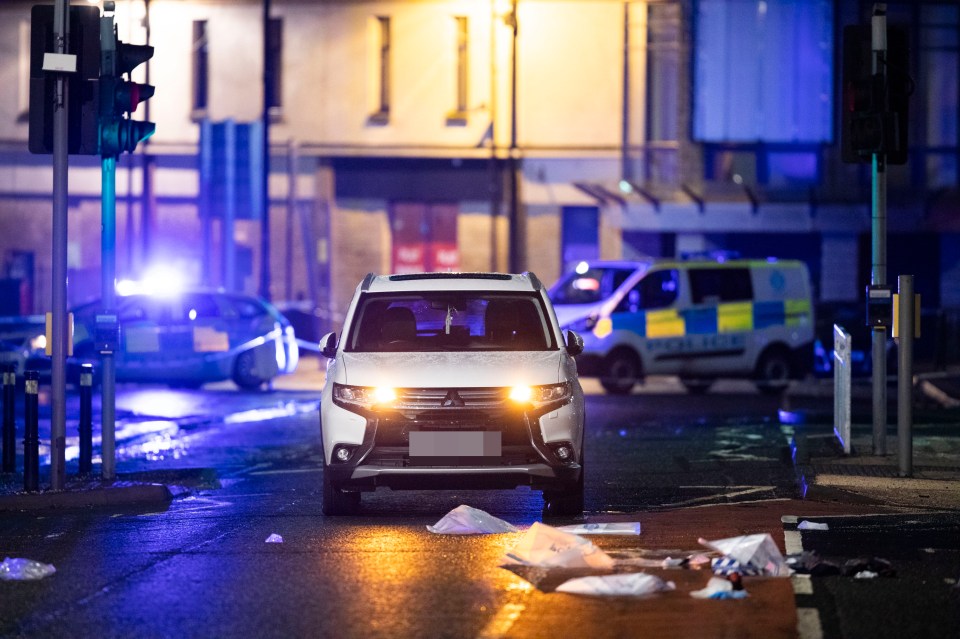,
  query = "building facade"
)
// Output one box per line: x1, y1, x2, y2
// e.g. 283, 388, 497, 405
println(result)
0, 0, 958, 343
